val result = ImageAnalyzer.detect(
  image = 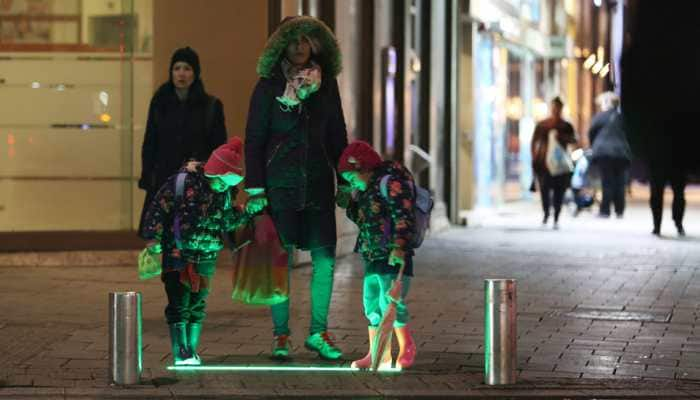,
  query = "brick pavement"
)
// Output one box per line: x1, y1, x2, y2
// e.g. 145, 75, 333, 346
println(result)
2, 199, 700, 398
